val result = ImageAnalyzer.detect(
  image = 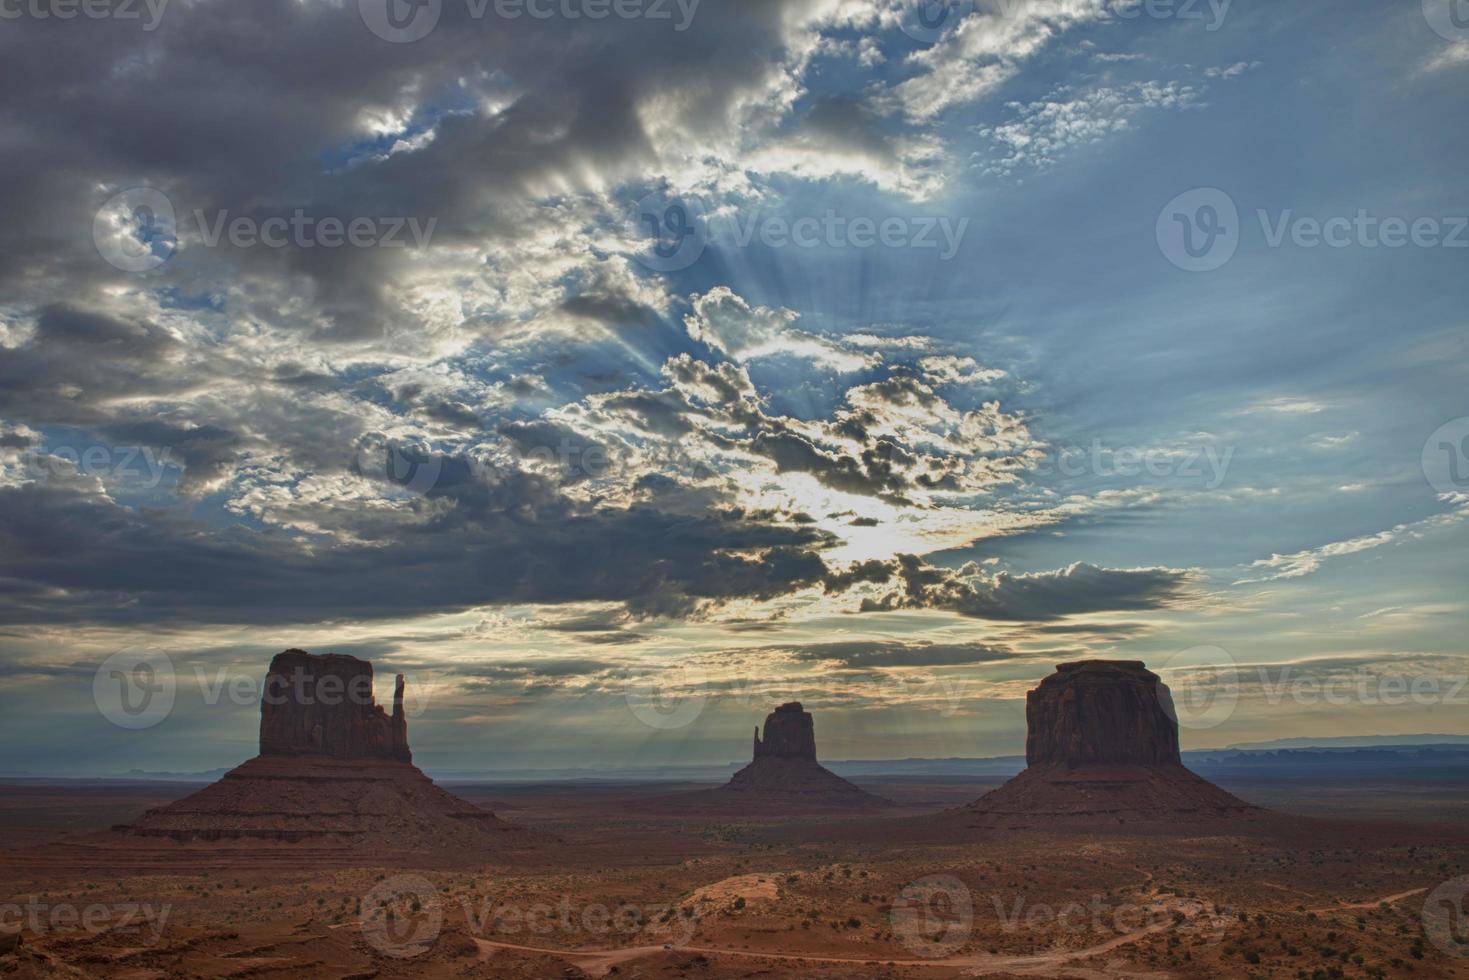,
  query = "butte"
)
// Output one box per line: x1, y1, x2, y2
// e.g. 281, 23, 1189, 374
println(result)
959, 660, 1259, 827
108, 649, 531, 860
650, 702, 890, 813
